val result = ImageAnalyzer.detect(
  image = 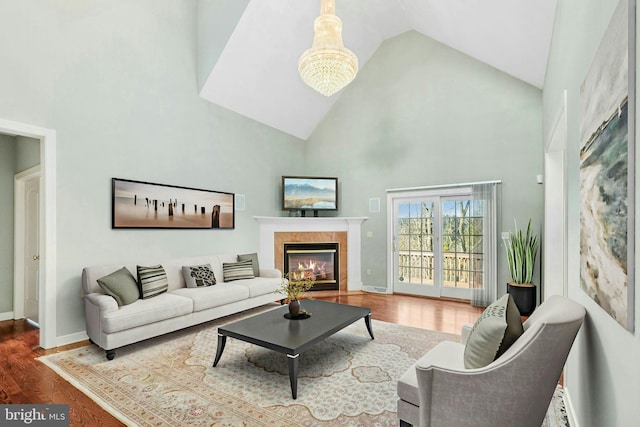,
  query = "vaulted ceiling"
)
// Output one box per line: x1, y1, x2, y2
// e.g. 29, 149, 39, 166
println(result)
199, 0, 557, 140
